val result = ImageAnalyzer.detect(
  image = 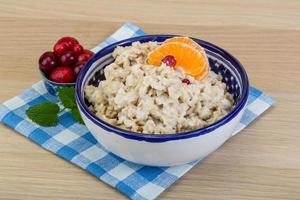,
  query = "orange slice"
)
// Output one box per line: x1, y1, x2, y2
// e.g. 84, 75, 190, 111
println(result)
165, 36, 204, 52
147, 42, 207, 78
165, 37, 209, 73
195, 65, 209, 80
